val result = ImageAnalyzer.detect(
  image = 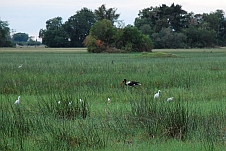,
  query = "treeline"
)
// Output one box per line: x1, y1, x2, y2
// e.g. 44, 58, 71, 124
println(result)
38, 5, 153, 52
1, 3, 226, 50
0, 21, 41, 47
135, 4, 226, 48
39, 3, 226, 51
